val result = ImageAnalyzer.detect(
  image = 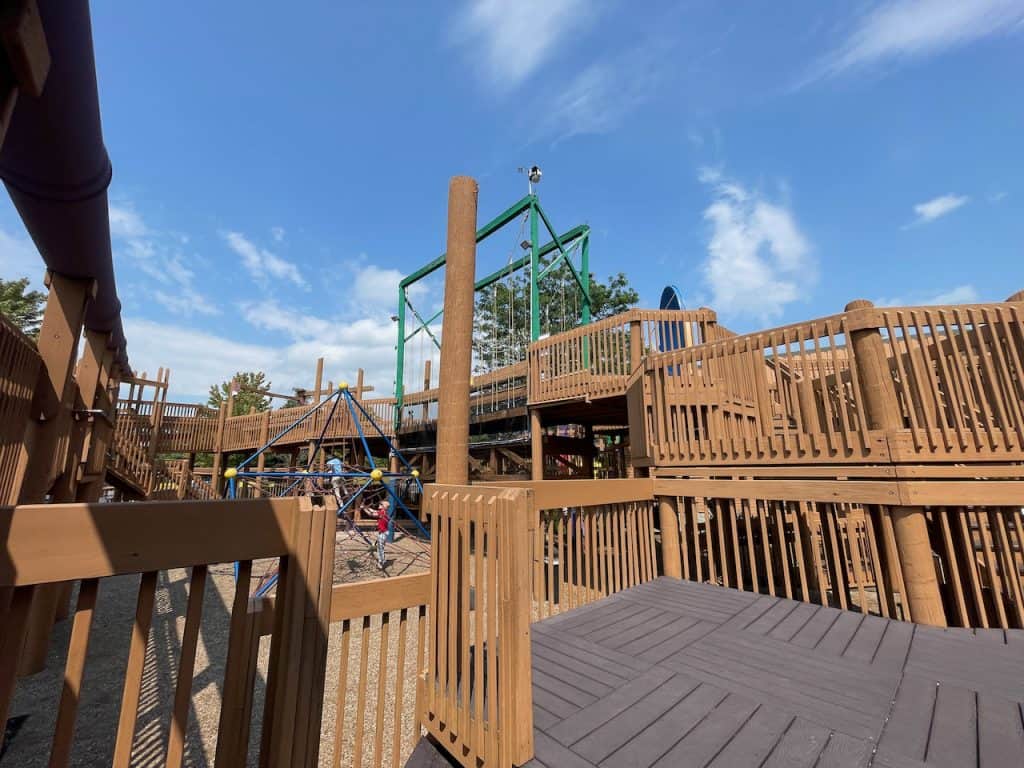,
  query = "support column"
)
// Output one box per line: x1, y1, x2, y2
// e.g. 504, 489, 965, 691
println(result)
435, 176, 477, 486
530, 409, 543, 481
847, 298, 946, 626
658, 496, 683, 579
629, 318, 643, 373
